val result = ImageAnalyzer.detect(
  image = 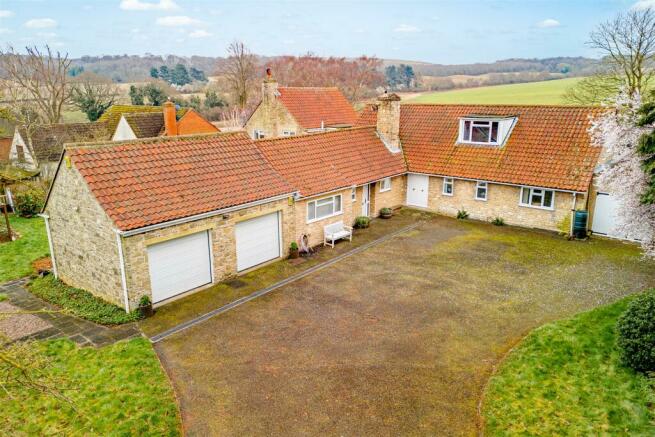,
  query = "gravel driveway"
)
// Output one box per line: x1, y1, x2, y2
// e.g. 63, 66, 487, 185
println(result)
154, 216, 655, 436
